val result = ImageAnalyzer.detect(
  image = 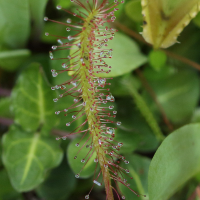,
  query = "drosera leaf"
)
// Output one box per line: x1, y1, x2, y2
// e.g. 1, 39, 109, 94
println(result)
141, 0, 200, 48
0, 0, 30, 49
11, 62, 57, 132
2, 125, 63, 192
118, 154, 150, 200
67, 136, 97, 178
69, 32, 147, 77
148, 123, 200, 200
125, 0, 143, 22
0, 49, 31, 71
